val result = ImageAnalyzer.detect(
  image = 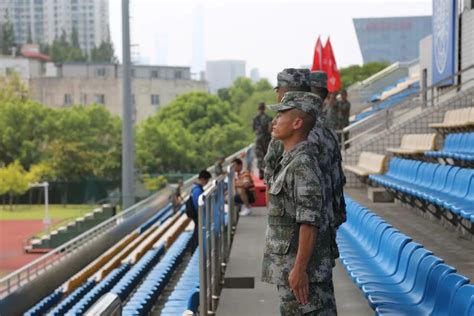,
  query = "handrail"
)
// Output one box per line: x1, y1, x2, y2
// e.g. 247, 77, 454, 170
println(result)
0, 144, 254, 299
340, 64, 474, 151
